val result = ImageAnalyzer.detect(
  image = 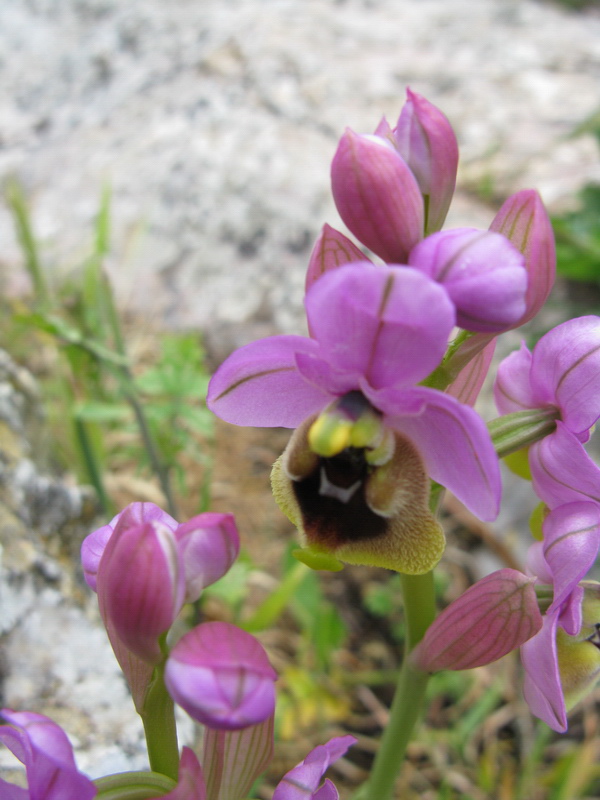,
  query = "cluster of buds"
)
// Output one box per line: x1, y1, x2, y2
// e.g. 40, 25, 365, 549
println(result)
2, 502, 355, 799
